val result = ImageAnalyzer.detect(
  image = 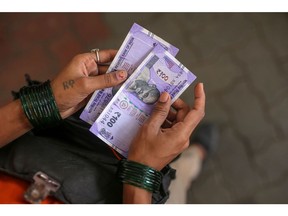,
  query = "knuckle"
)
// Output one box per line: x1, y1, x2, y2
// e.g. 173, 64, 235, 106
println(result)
181, 141, 190, 151
175, 138, 188, 150
72, 54, 84, 63
140, 123, 152, 134
200, 110, 205, 118
103, 73, 112, 88
142, 122, 150, 130
196, 109, 205, 119
142, 121, 158, 133
153, 105, 168, 117
144, 121, 154, 130
184, 104, 190, 112
175, 121, 185, 129
179, 136, 188, 145
181, 101, 189, 110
